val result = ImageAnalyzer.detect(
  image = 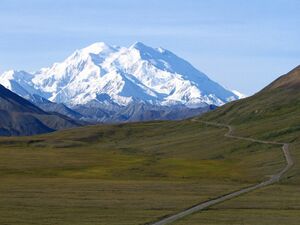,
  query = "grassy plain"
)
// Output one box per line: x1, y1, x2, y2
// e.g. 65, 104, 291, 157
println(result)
0, 119, 286, 225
